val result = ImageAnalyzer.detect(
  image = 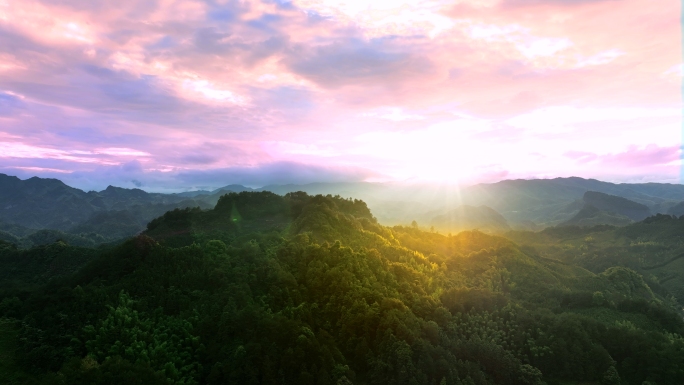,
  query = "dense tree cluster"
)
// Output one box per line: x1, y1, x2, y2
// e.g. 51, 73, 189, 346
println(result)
1, 192, 683, 384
